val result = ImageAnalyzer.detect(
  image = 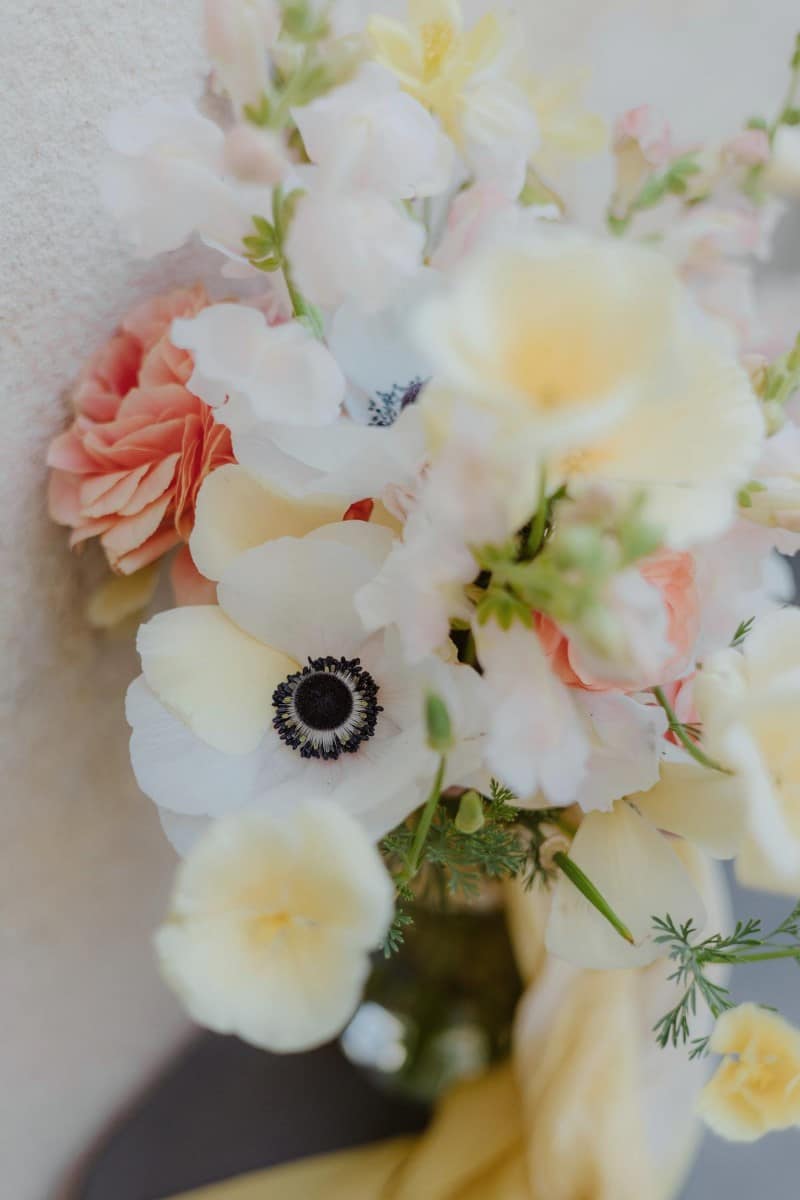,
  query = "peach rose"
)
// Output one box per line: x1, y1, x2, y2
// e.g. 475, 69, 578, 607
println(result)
538, 550, 699, 692
47, 285, 234, 574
